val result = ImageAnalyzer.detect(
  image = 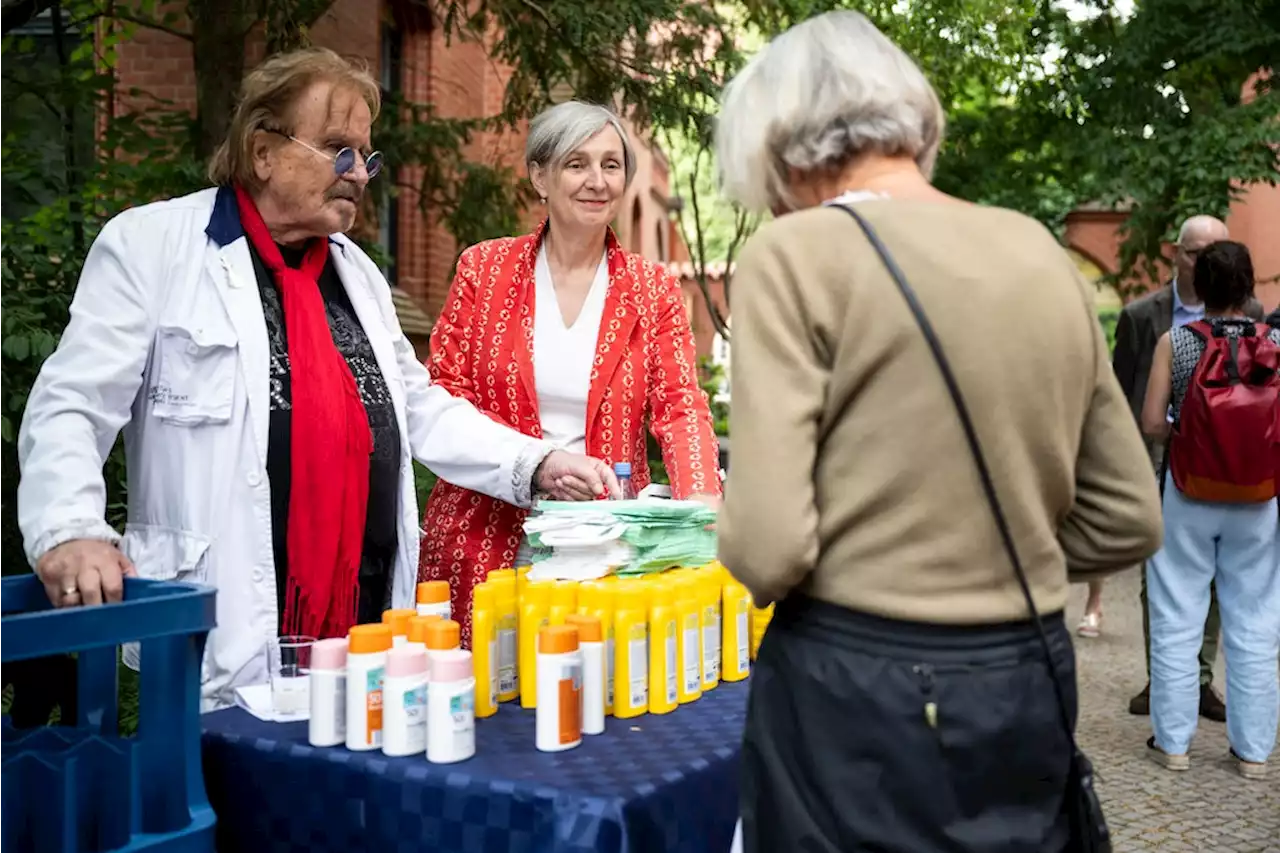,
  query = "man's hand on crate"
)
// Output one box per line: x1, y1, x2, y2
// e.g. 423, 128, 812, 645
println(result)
35, 539, 137, 607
